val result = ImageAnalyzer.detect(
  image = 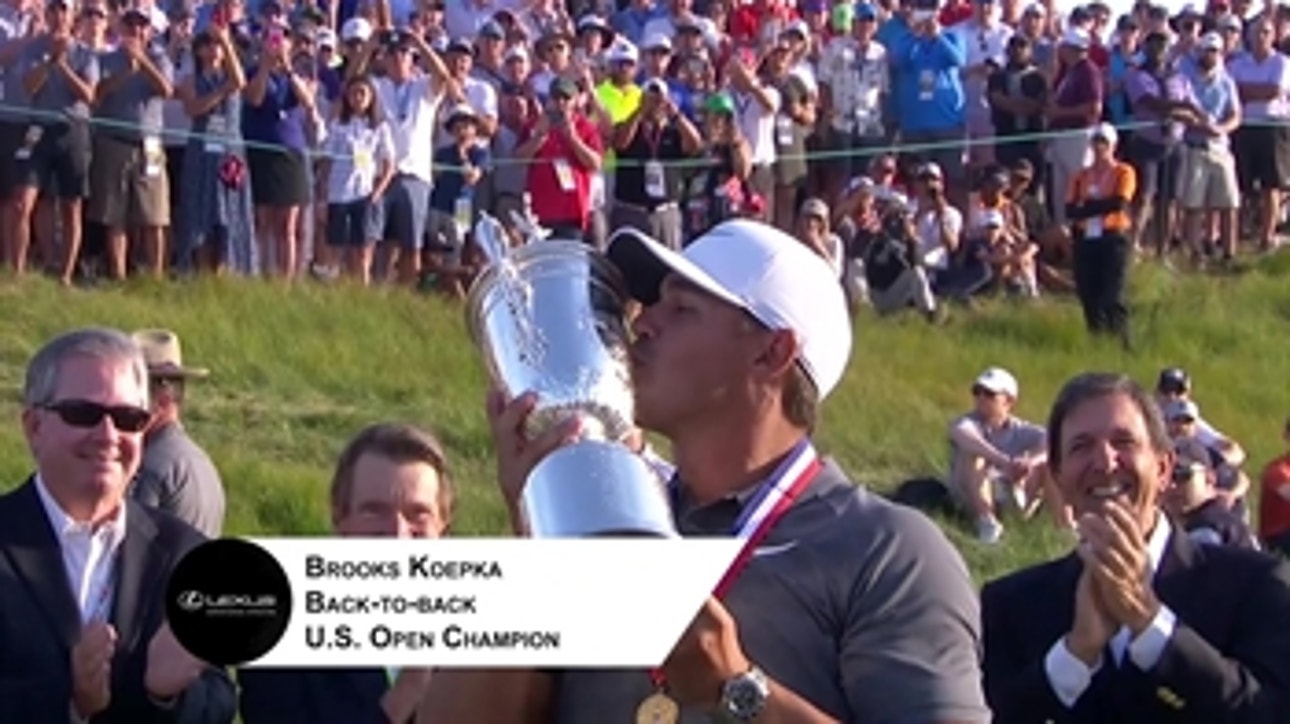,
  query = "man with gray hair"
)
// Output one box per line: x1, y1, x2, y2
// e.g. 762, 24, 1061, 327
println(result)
0, 327, 235, 723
